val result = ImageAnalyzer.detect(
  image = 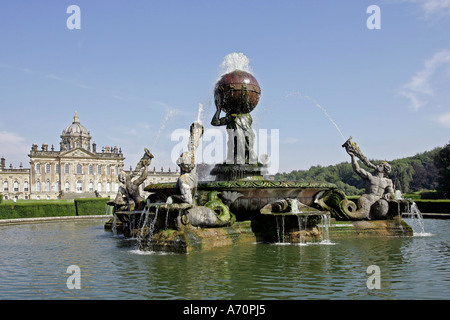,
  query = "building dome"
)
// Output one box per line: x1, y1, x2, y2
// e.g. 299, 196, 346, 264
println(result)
60, 112, 92, 151
62, 112, 91, 137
